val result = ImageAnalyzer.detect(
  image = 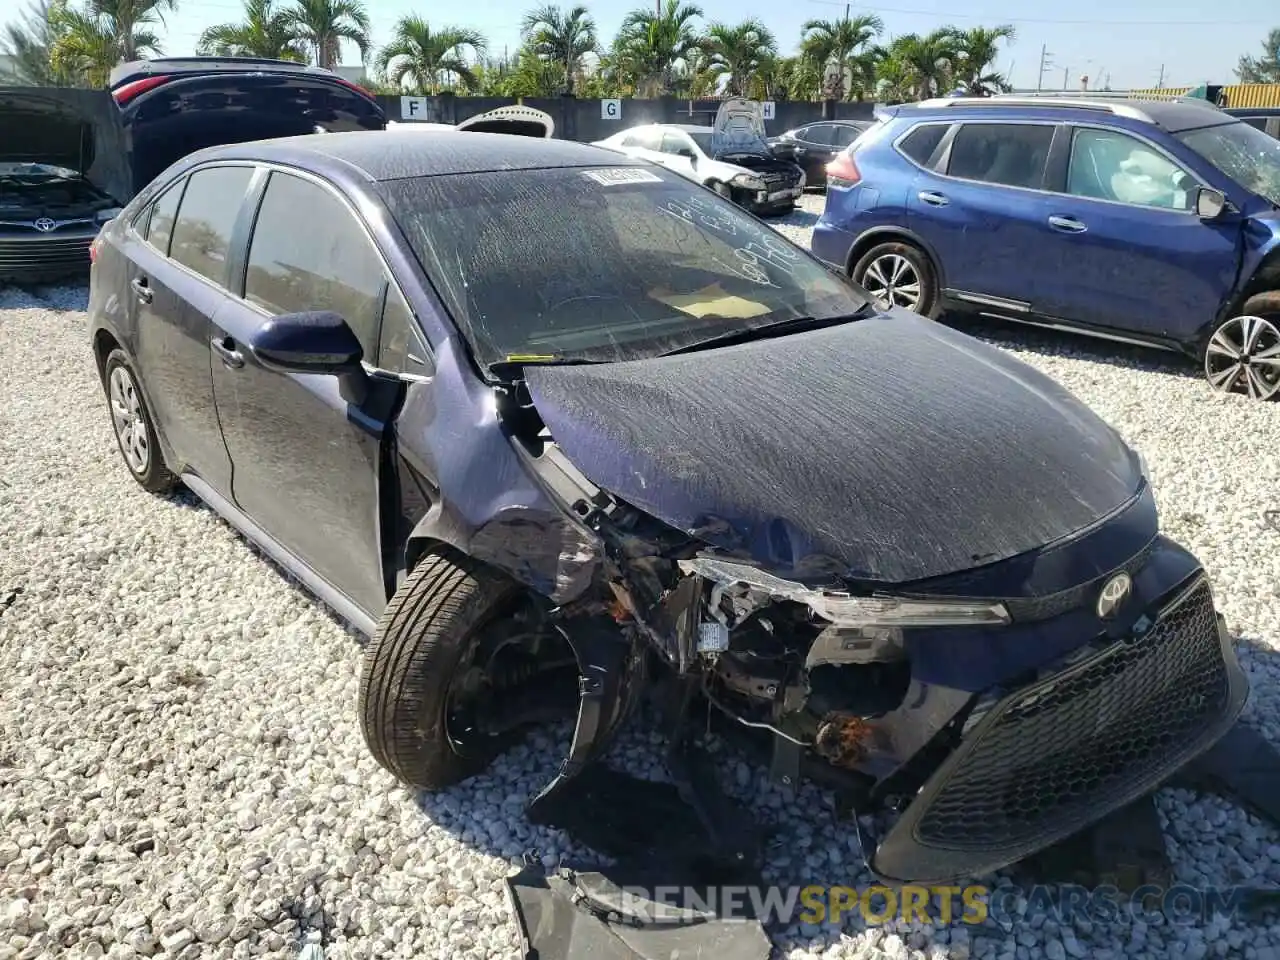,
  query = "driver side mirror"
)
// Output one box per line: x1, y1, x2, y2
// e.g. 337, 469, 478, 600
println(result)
250, 310, 365, 375
1194, 185, 1229, 220
677, 147, 696, 162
